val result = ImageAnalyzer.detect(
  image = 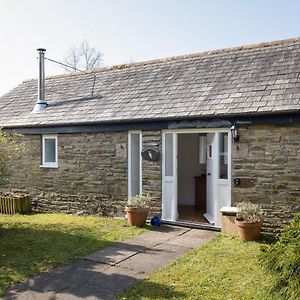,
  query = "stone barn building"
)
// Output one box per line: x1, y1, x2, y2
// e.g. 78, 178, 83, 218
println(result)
0, 38, 299, 233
